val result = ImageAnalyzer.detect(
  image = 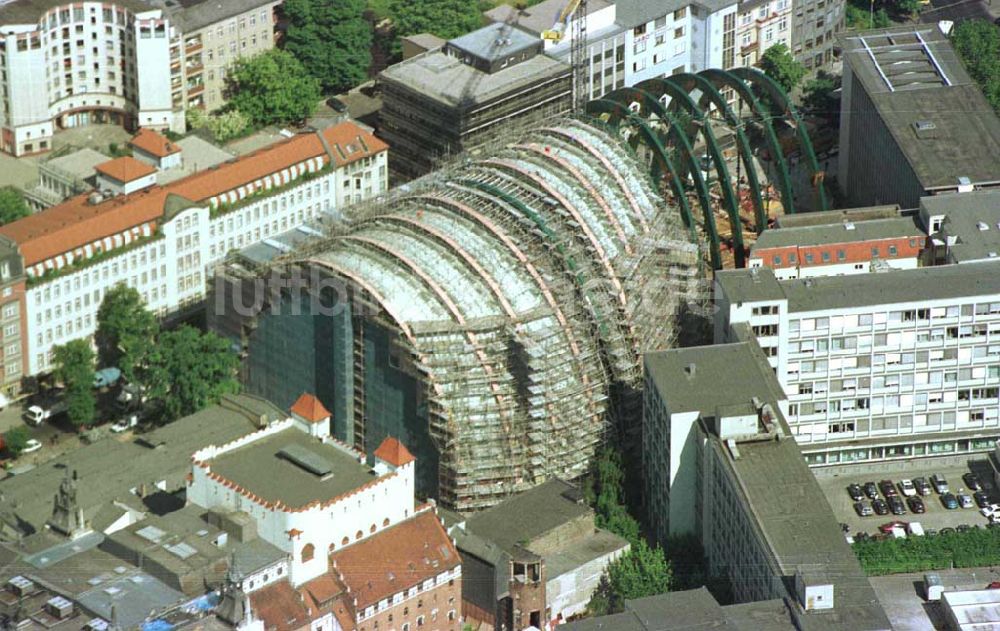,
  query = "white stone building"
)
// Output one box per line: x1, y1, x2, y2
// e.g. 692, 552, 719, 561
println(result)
0, 122, 388, 382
